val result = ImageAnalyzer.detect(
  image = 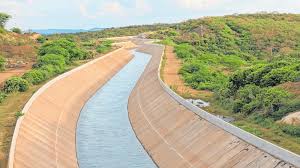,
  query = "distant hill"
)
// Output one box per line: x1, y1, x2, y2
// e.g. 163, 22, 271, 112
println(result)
31, 28, 104, 35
